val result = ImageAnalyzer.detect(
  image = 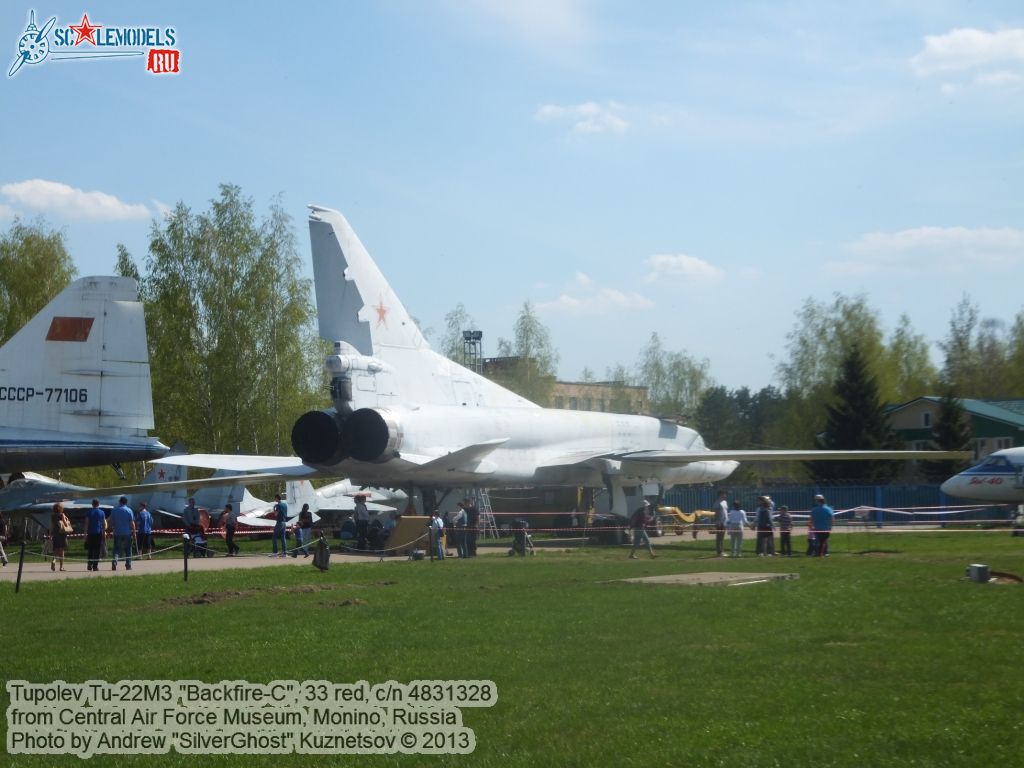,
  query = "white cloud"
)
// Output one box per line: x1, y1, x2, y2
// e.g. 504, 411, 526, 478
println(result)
464, 0, 590, 49
537, 272, 654, 315
572, 271, 593, 290
0, 179, 150, 221
534, 101, 628, 134
0, 203, 15, 219
912, 27, 1024, 76
832, 226, 1024, 274
643, 253, 725, 283
975, 70, 1024, 87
